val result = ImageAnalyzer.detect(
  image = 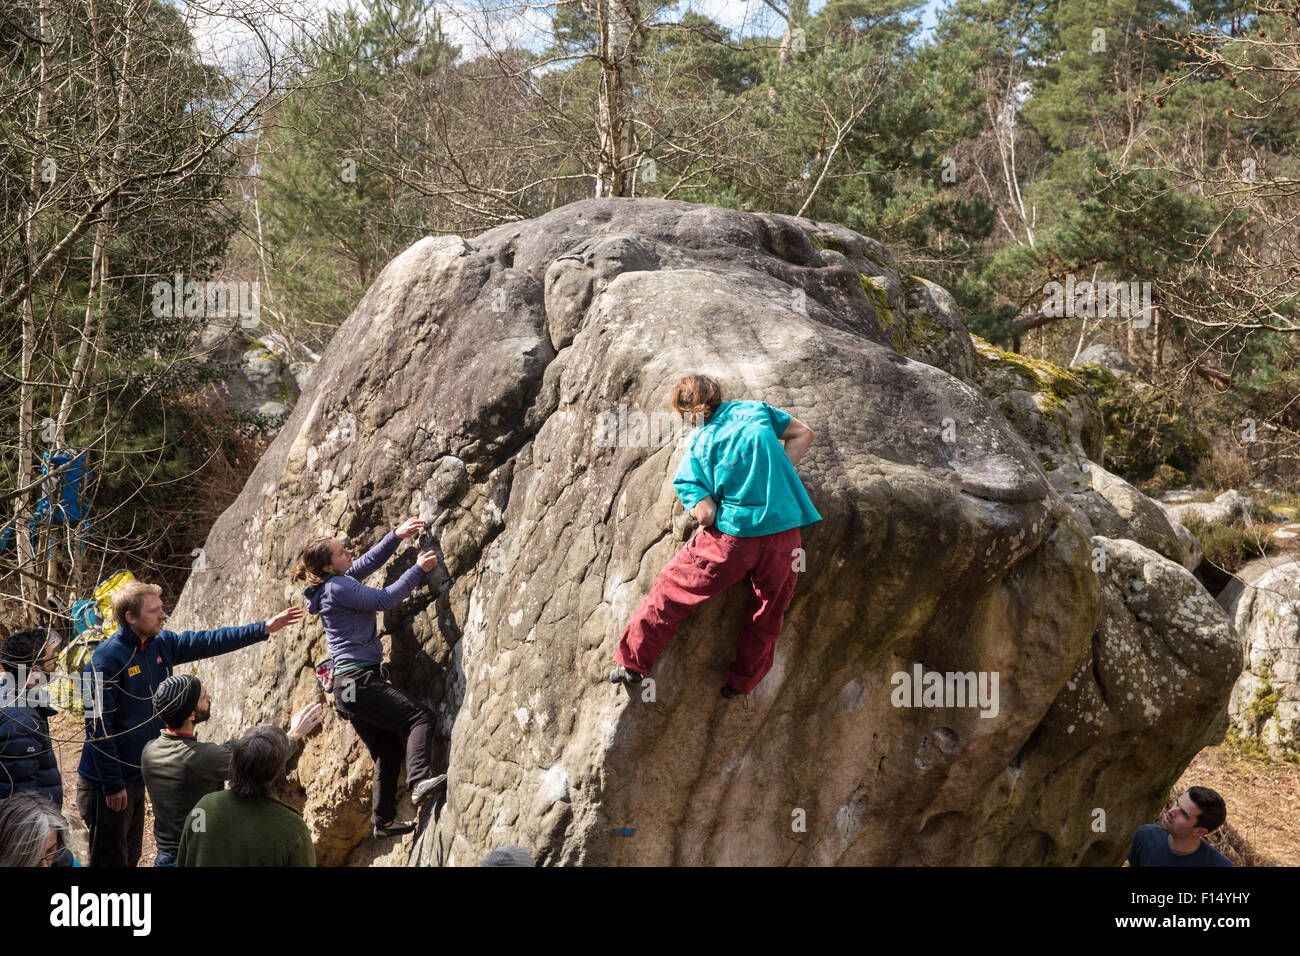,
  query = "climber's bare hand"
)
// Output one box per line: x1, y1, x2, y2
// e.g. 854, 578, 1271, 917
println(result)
691, 496, 717, 527
395, 516, 425, 539
290, 702, 324, 740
